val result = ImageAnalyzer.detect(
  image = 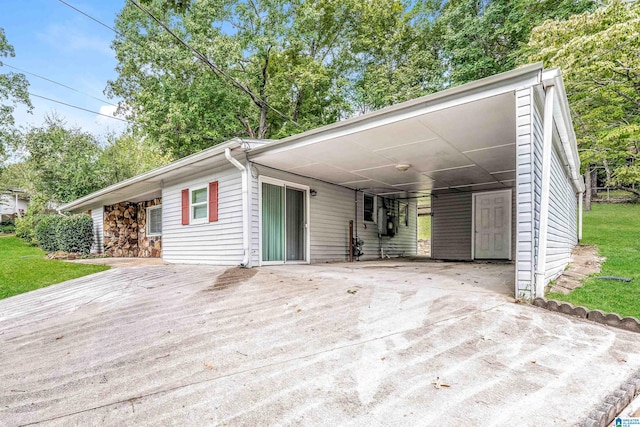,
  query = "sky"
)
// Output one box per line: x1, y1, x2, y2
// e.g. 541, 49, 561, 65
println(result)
2, 0, 128, 141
